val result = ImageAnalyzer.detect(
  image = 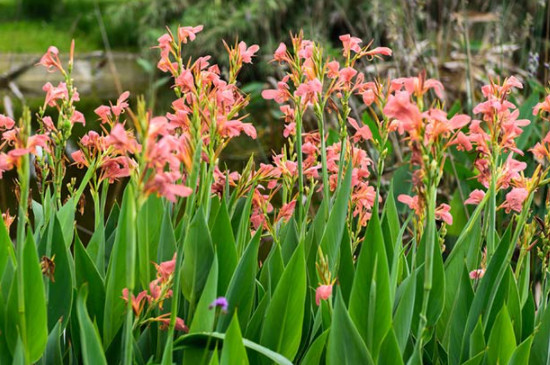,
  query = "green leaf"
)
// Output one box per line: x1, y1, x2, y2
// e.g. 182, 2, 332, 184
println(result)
327, 289, 374, 365
221, 314, 249, 365
338, 229, 355, 305
319, 162, 352, 272
47, 217, 74, 331
57, 198, 76, 246
393, 270, 416, 355
378, 329, 404, 365
182, 209, 215, 308
469, 318, 486, 358
508, 336, 533, 365
103, 185, 137, 348
77, 285, 108, 365
157, 205, 176, 263
216, 230, 260, 332
487, 306, 516, 365
176, 332, 292, 365
75, 234, 105, 327
381, 183, 400, 263
280, 219, 299, 265
211, 198, 238, 295
41, 320, 63, 365
21, 231, 48, 362
86, 223, 105, 277
0, 219, 14, 277
260, 244, 306, 362
190, 256, 218, 333
301, 330, 329, 365
349, 212, 391, 359
529, 302, 550, 365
